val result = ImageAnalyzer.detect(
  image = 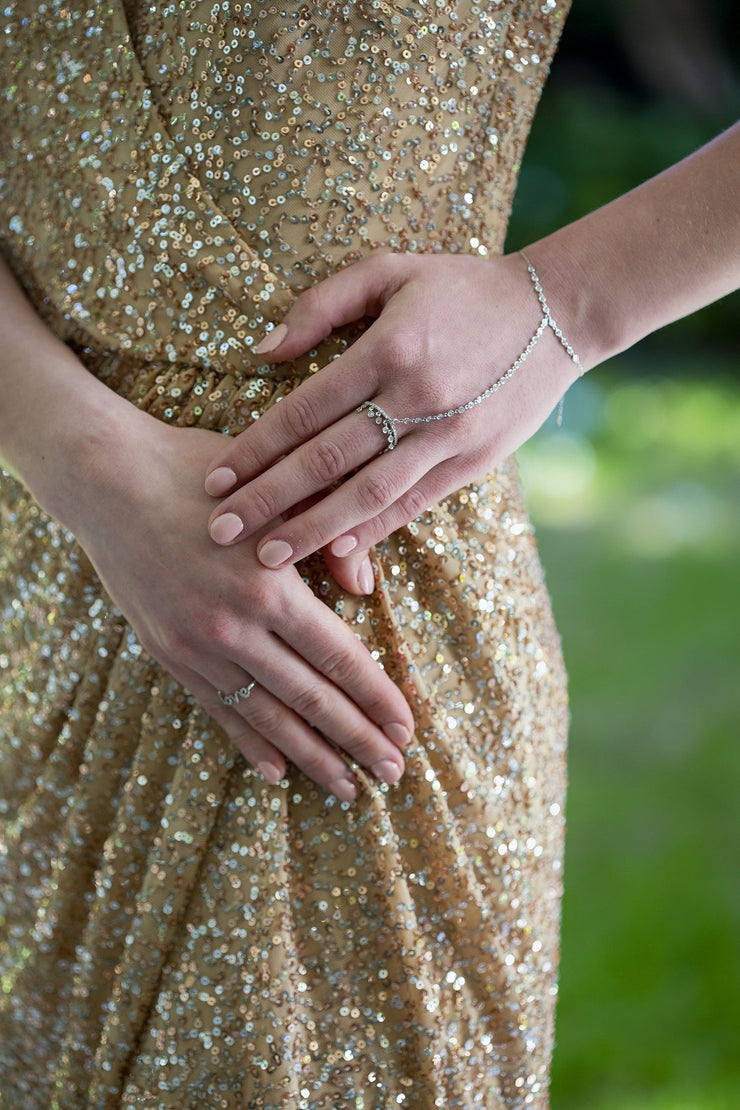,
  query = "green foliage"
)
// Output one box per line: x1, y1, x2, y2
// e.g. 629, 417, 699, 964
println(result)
505, 68, 740, 360
505, 12, 740, 1090
517, 374, 740, 1108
